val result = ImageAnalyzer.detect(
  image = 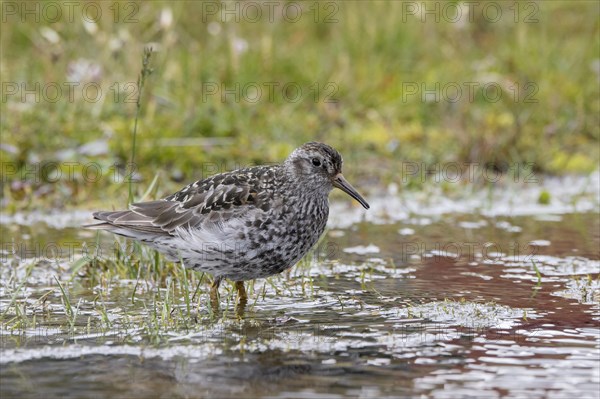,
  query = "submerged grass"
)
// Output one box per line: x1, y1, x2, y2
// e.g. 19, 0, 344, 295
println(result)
1, 221, 597, 349
0, 229, 367, 345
